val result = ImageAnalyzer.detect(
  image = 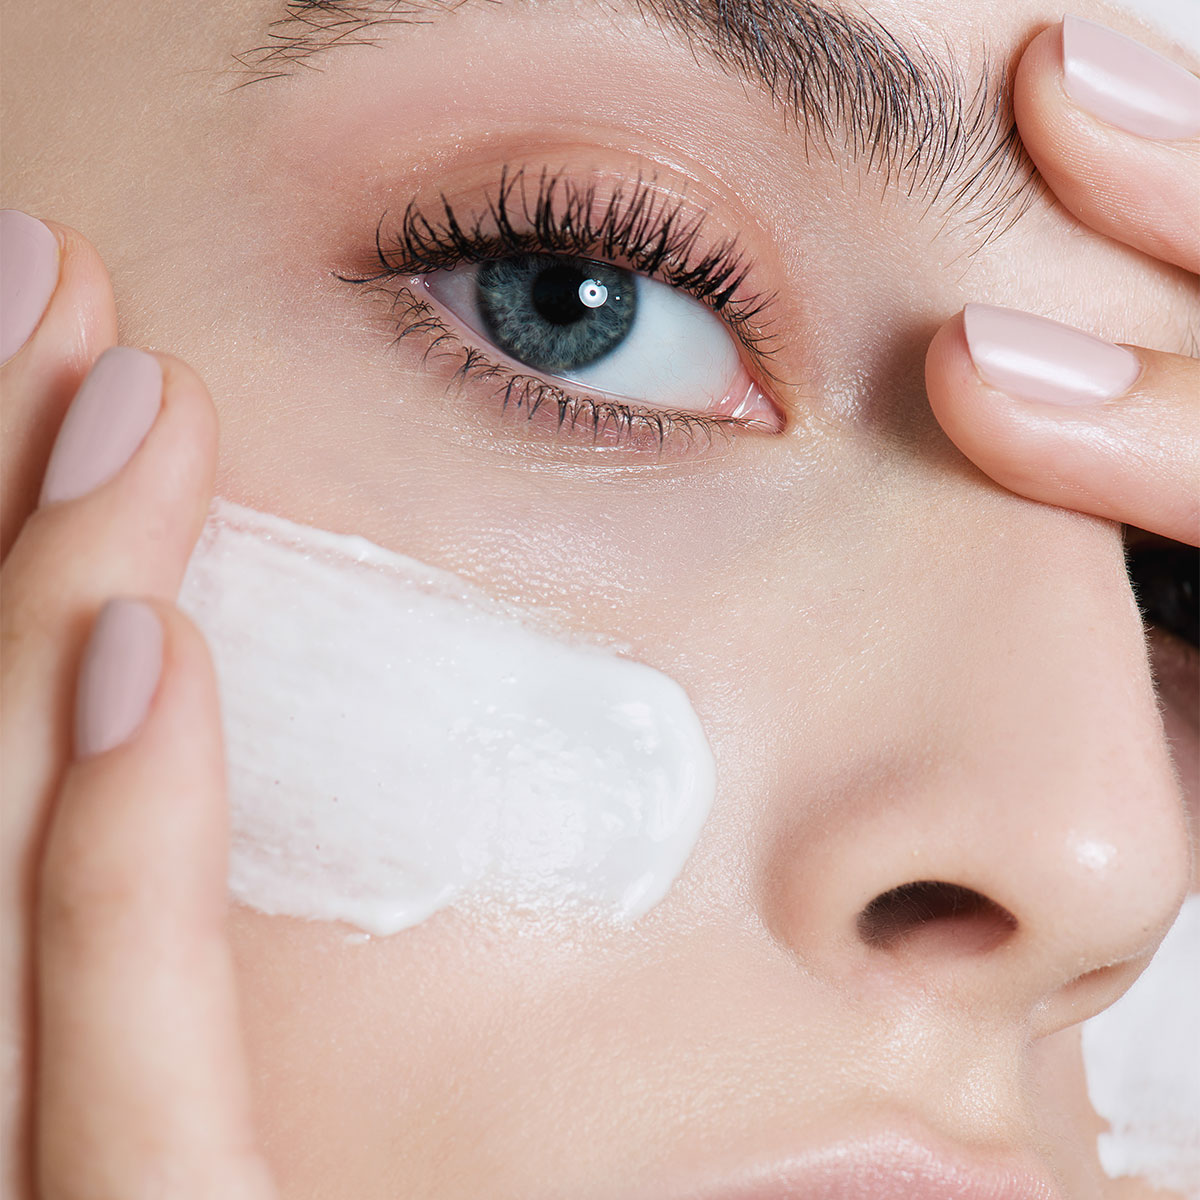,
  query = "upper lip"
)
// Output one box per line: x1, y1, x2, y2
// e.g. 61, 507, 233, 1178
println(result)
643, 1124, 1063, 1200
